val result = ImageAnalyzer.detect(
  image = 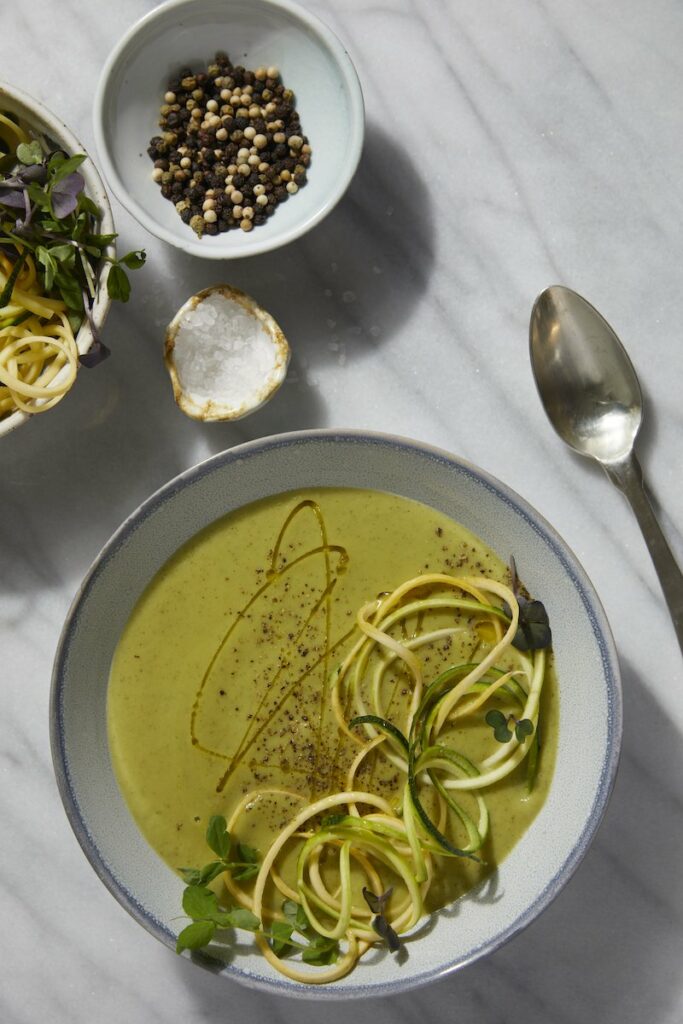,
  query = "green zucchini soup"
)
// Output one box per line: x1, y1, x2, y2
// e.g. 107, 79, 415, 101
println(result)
108, 487, 557, 983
